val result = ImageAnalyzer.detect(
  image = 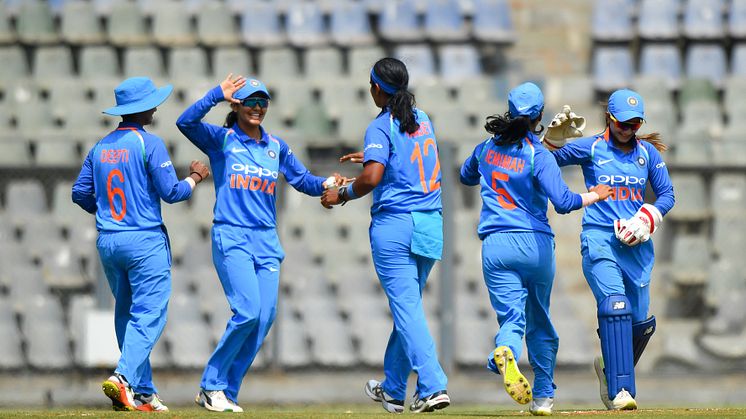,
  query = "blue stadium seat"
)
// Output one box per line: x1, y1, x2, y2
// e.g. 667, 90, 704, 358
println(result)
591, 0, 635, 42
212, 47, 253, 80
439, 44, 481, 84
286, 1, 328, 48
638, 0, 680, 41
683, 0, 725, 40
197, 0, 239, 47
729, 0, 746, 39
424, 0, 468, 42
240, 1, 285, 48
685, 44, 727, 89
730, 43, 746, 77
472, 0, 515, 43
638, 44, 681, 90
61, 0, 104, 45
379, 0, 423, 43
393, 44, 437, 85
329, 0, 375, 47
592, 46, 633, 92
